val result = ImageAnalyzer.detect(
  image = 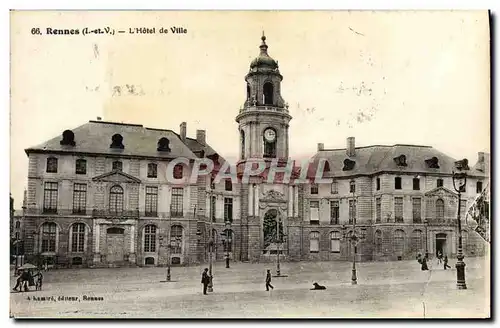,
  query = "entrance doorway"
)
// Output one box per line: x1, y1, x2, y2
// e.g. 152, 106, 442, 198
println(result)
435, 233, 447, 256
106, 227, 125, 265
262, 209, 284, 254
